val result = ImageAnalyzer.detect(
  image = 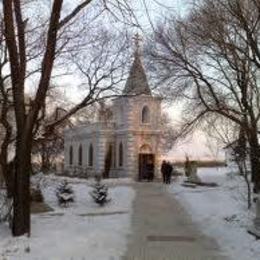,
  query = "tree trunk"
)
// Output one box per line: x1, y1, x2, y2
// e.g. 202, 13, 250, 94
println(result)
243, 160, 252, 209
0, 142, 14, 198
0, 152, 14, 198
247, 127, 260, 193
40, 151, 47, 172
0, 87, 13, 196
40, 144, 51, 173
0, 151, 8, 188
12, 136, 31, 236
